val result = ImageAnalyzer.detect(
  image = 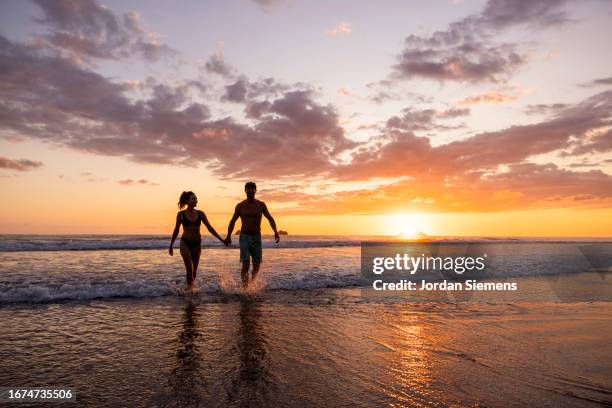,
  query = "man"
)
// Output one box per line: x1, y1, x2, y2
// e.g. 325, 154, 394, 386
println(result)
226, 182, 279, 287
